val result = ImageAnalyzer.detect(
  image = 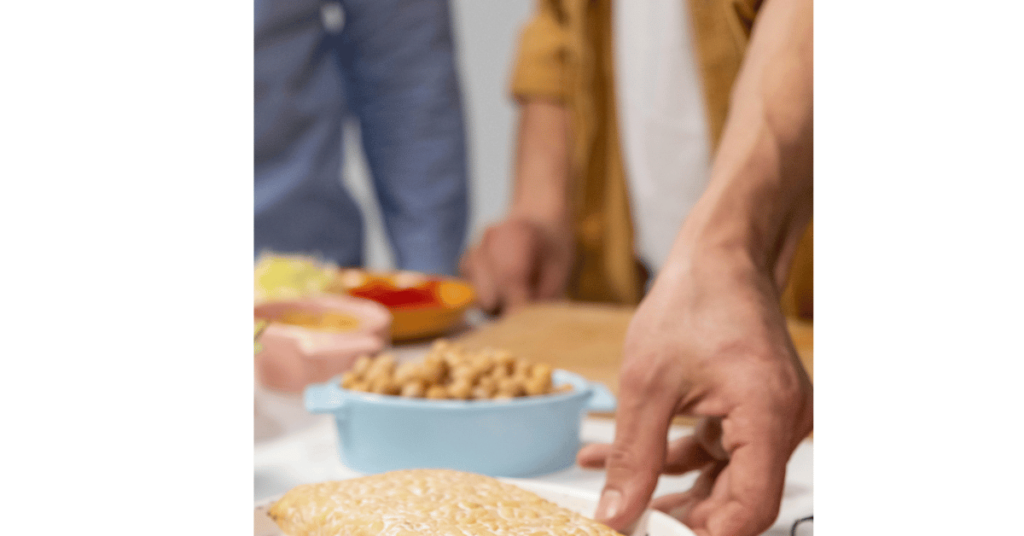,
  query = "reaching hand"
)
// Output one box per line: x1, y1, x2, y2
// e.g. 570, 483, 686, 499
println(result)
579, 251, 812, 536
460, 216, 574, 315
